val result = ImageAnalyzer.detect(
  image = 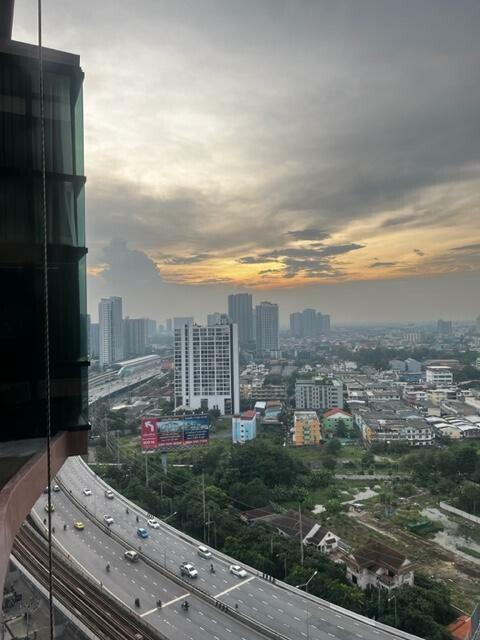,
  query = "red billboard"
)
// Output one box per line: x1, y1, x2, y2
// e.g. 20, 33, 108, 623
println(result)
140, 415, 210, 451
141, 418, 158, 450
